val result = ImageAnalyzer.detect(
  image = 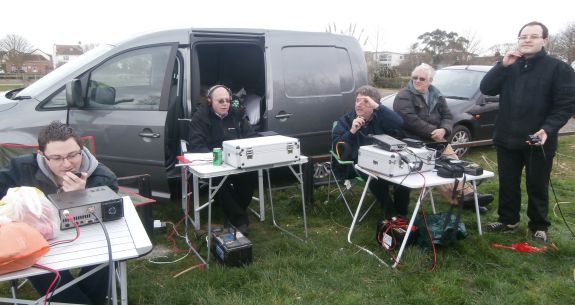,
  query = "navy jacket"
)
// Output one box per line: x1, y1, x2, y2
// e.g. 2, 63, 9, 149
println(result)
480, 49, 575, 149
331, 105, 404, 178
